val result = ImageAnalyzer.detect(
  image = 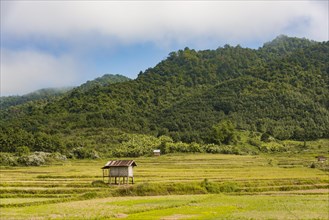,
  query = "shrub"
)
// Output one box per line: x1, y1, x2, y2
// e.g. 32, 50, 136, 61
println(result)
139, 183, 167, 196
189, 142, 204, 153
310, 162, 316, 169
49, 152, 67, 161
262, 142, 286, 153
248, 139, 261, 148
220, 146, 241, 155
0, 153, 18, 166
260, 133, 271, 142
201, 179, 239, 193
16, 151, 67, 166
114, 182, 207, 197
219, 182, 239, 193
91, 180, 108, 187
72, 147, 100, 159
17, 152, 48, 166
204, 144, 222, 154
80, 192, 98, 199
203, 144, 242, 155
15, 146, 30, 156
166, 182, 206, 194
164, 142, 190, 153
